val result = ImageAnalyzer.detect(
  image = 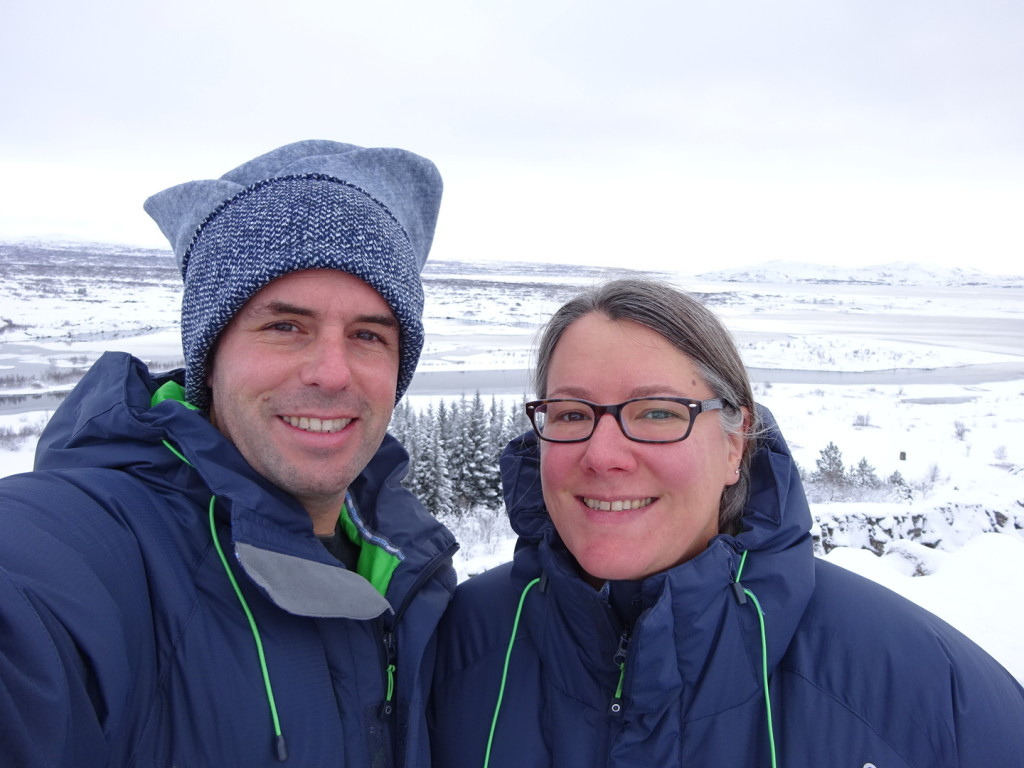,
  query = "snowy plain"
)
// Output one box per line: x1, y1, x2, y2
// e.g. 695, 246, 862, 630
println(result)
1, 243, 1022, 684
